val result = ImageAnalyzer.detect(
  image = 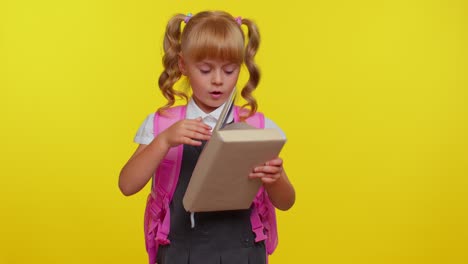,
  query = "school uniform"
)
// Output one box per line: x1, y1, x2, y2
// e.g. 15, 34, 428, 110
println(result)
134, 99, 285, 264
